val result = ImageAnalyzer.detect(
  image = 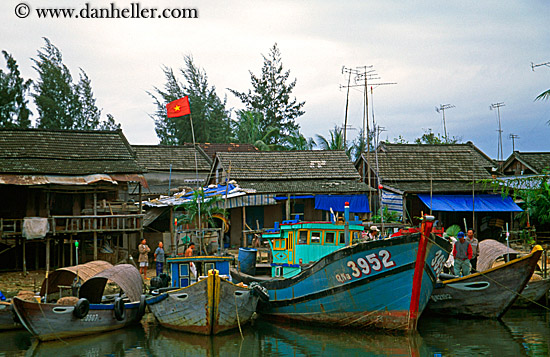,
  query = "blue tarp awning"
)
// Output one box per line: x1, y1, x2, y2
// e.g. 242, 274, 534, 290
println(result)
417, 194, 522, 212
314, 194, 370, 213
